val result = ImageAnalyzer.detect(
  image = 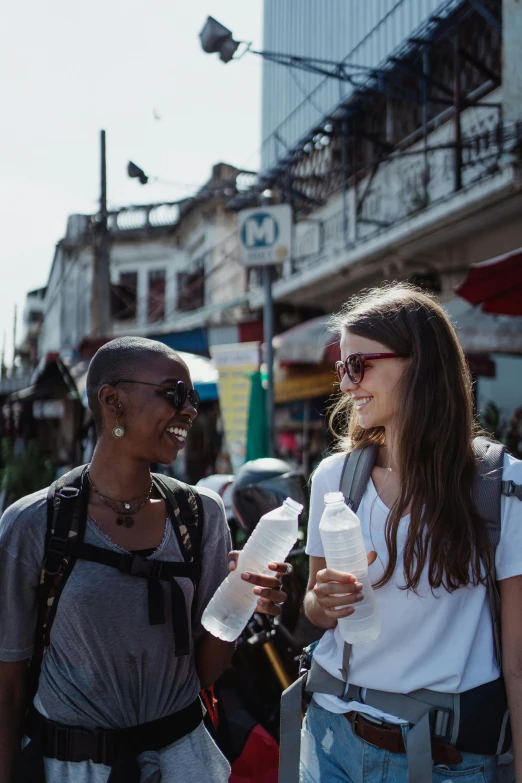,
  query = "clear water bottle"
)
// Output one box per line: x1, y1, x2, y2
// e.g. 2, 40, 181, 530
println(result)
319, 491, 380, 644
202, 497, 303, 642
